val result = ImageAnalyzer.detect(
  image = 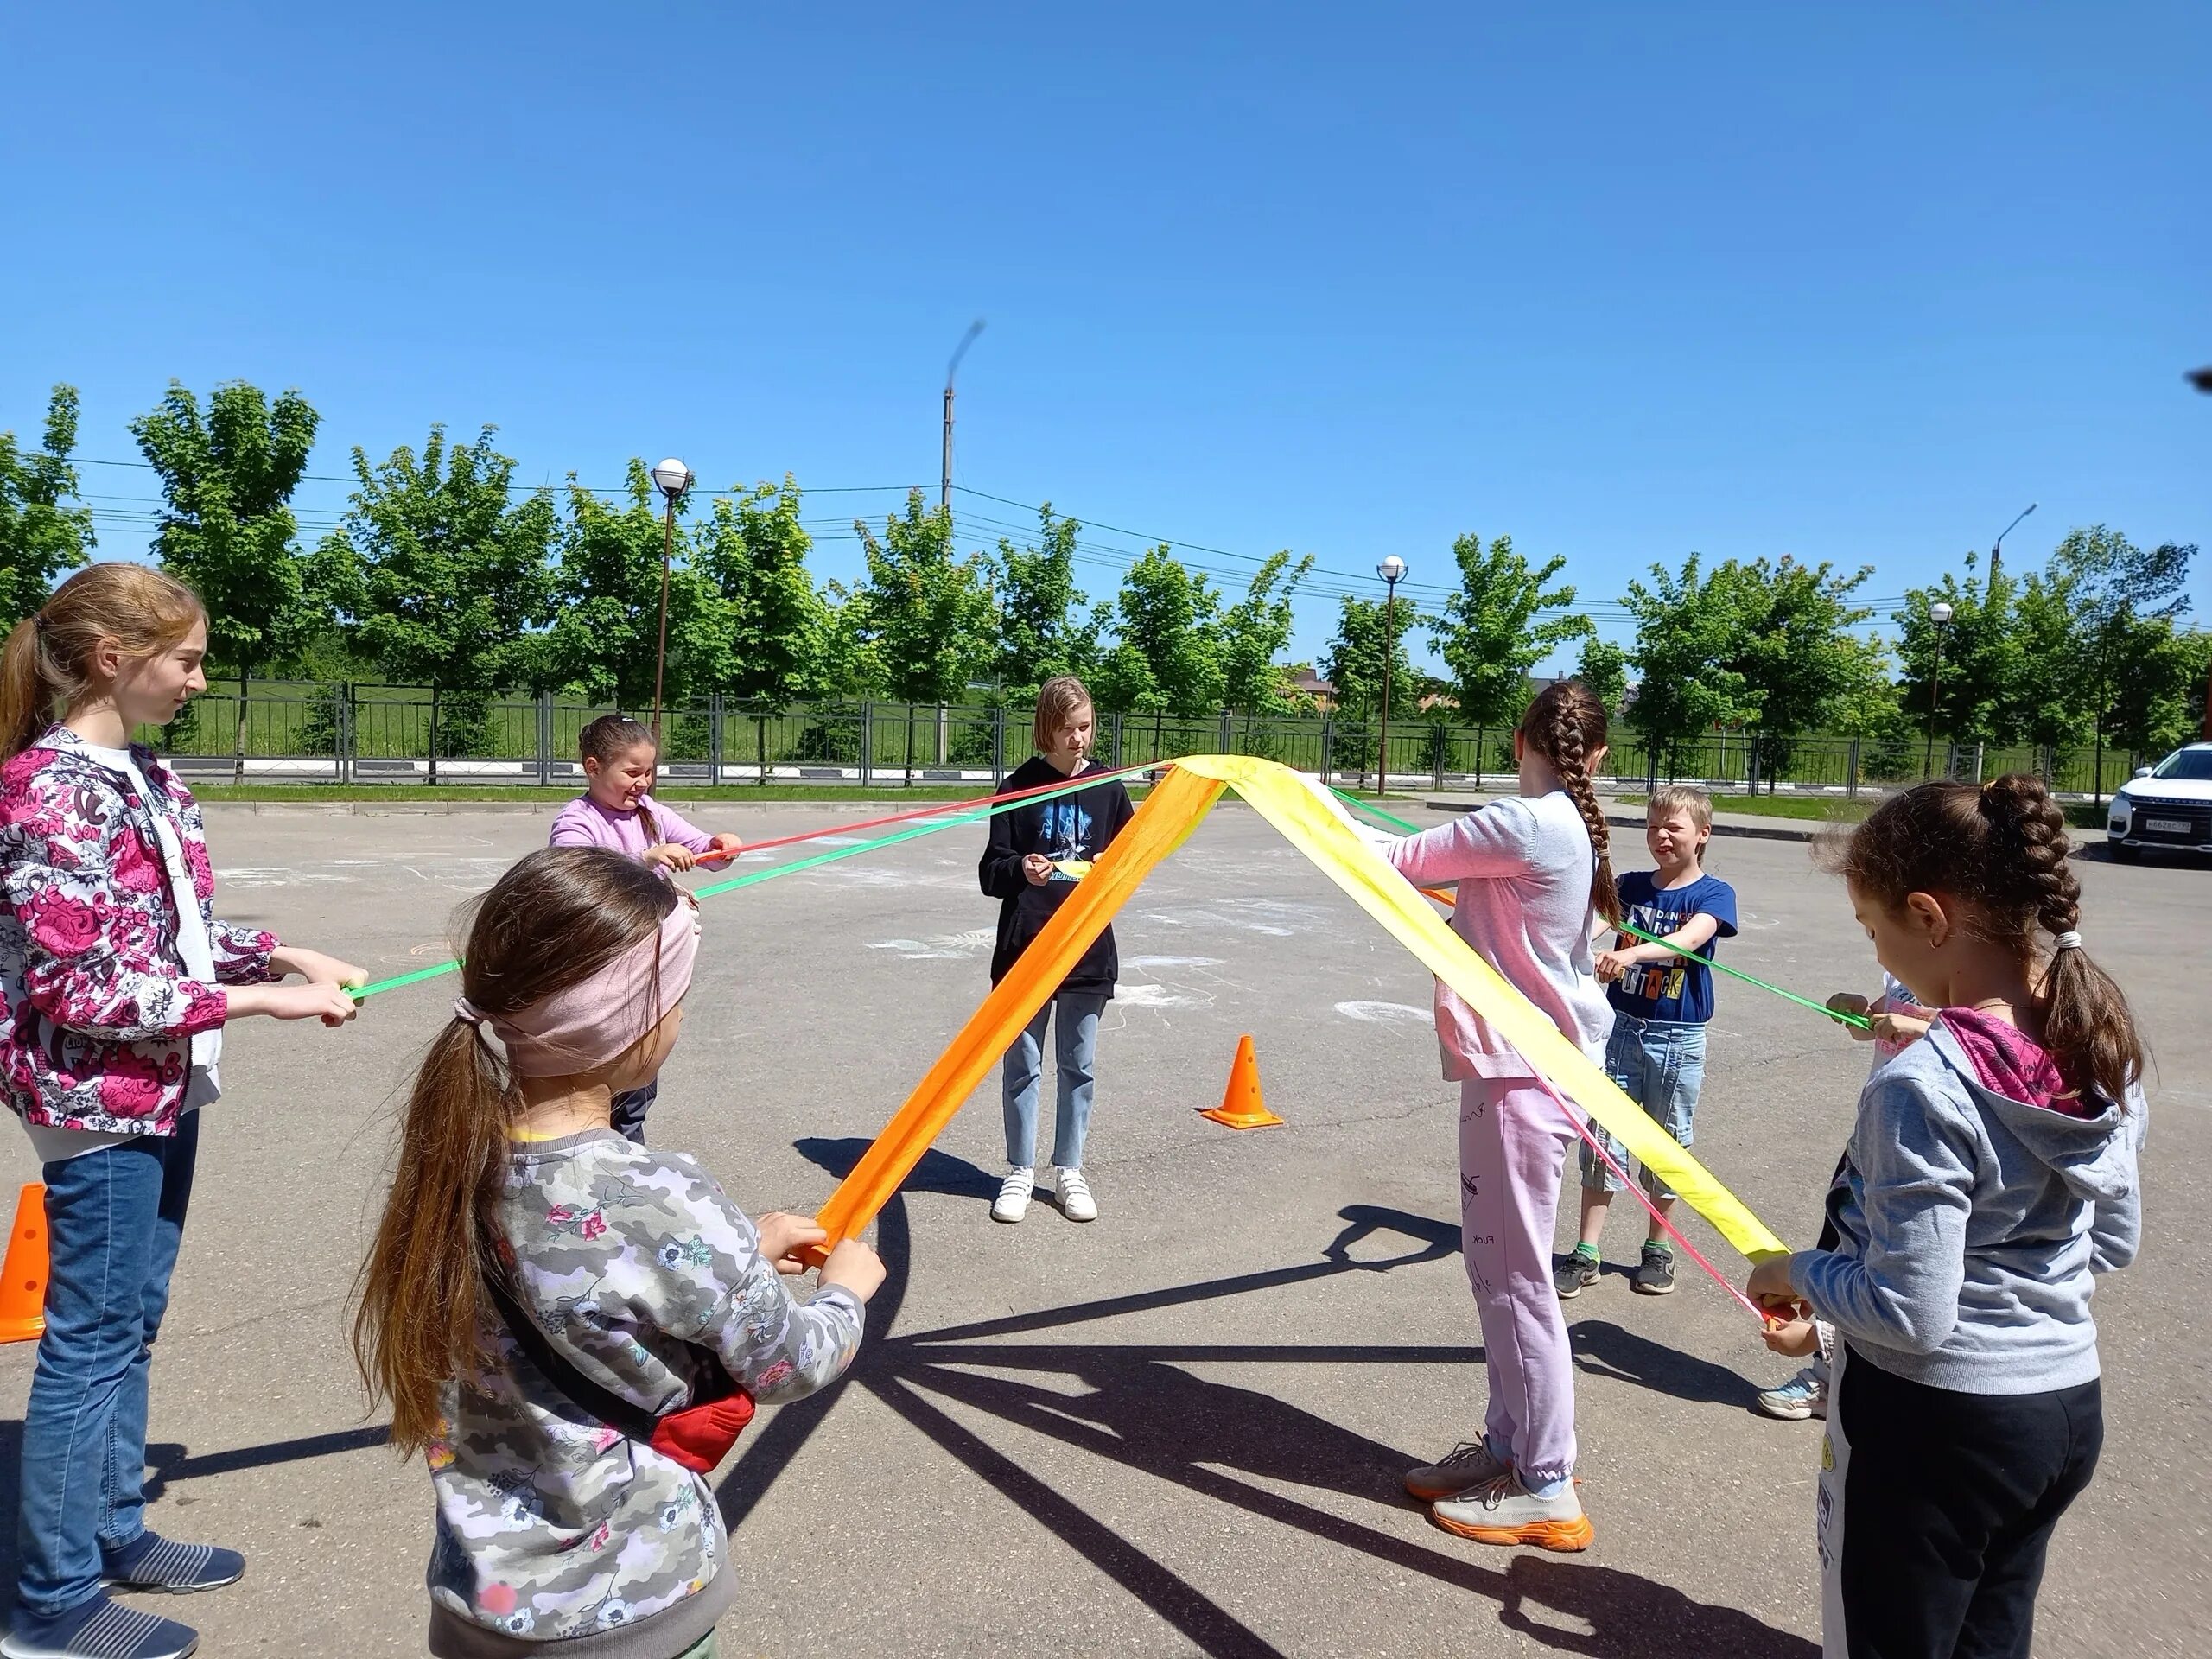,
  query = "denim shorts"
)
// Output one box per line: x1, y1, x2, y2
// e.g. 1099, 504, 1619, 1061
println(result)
1580, 1013, 1707, 1199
